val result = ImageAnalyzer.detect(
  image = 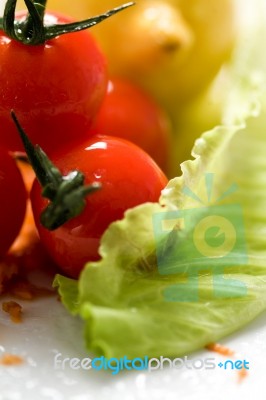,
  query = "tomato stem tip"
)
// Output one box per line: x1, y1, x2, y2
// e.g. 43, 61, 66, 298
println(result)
10, 110, 101, 230
0, 0, 135, 45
